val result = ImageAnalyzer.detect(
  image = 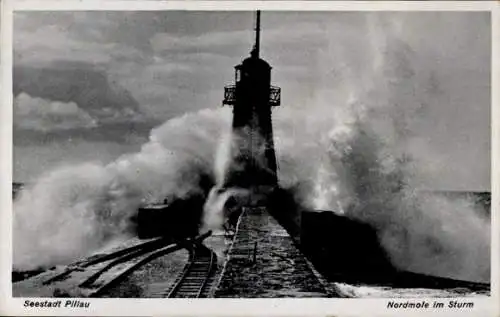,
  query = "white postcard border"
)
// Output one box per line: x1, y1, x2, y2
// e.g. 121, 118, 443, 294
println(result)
1, 1, 498, 316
